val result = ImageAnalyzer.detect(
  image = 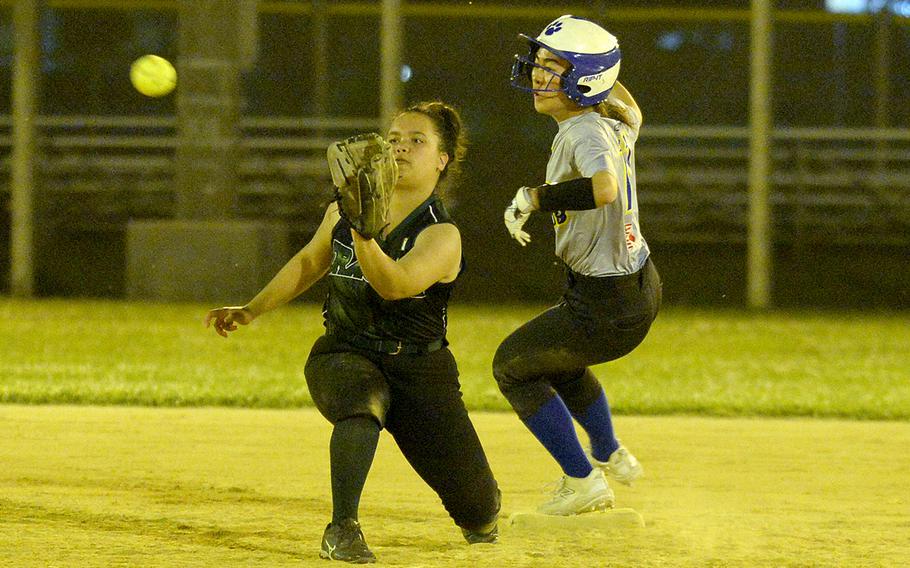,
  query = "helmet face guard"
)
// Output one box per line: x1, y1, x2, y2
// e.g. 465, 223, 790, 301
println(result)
509, 16, 622, 107
510, 43, 564, 95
